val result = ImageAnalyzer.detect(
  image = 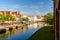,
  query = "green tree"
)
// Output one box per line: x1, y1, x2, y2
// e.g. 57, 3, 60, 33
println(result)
0, 13, 15, 22
5, 14, 15, 21
0, 13, 5, 22
44, 12, 53, 25
21, 17, 29, 22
